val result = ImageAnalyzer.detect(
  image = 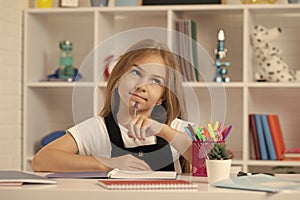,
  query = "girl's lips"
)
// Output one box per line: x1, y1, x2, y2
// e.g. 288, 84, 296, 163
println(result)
130, 93, 147, 101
